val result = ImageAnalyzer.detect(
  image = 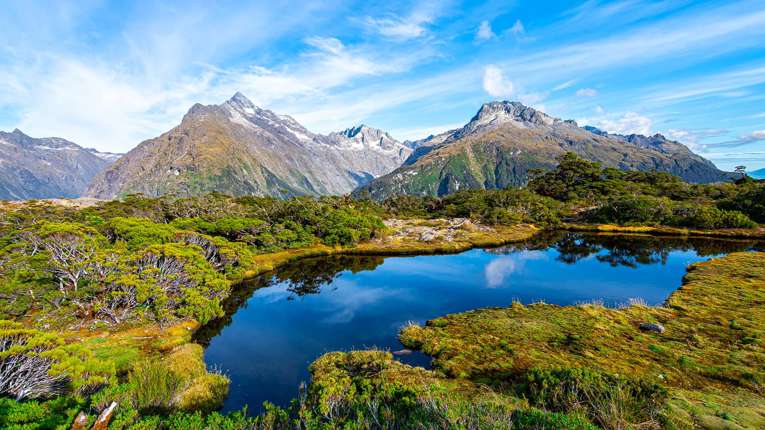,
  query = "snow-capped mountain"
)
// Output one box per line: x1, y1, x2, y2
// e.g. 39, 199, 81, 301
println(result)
85, 93, 411, 198
0, 129, 119, 200
355, 100, 736, 199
